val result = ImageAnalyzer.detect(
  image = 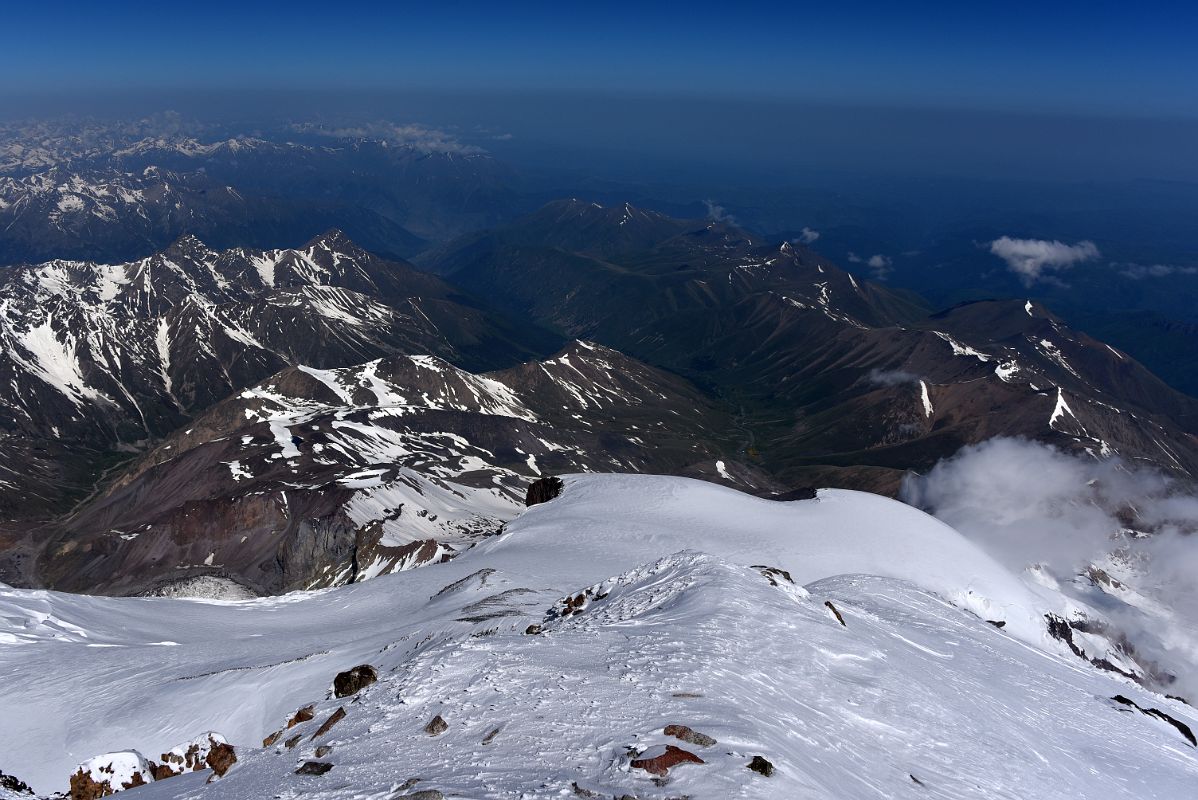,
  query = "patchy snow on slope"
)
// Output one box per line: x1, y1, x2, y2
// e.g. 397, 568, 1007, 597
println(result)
933, 331, 992, 362
919, 380, 933, 418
